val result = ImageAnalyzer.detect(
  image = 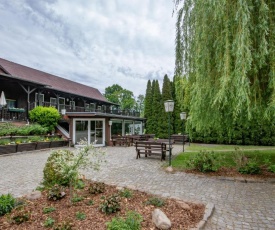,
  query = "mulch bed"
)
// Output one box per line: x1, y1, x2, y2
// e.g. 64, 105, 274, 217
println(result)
0, 181, 205, 230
